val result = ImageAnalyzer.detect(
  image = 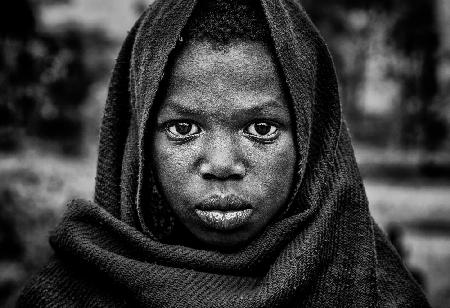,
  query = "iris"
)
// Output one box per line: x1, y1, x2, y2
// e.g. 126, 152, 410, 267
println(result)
176, 122, 192, 135
254, 122, 271, 135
